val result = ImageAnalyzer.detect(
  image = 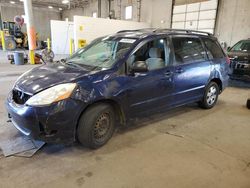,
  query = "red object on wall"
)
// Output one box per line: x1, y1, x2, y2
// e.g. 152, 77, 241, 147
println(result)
14, 16, 24, 26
